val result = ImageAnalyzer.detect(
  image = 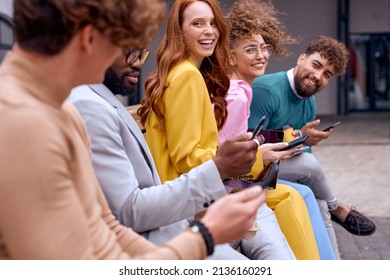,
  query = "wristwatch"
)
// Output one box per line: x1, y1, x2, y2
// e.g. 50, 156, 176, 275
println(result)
189, 220, 214, 256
